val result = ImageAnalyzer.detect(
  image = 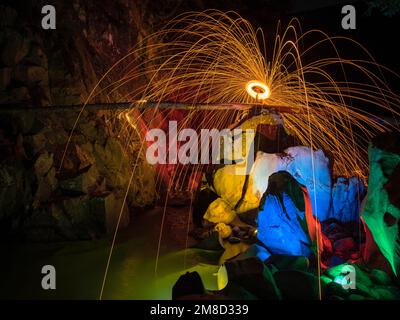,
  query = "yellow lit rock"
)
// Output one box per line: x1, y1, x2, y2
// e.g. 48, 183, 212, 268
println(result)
212, 163, 262, 214
217, 264, 229, 290
204, 198, 236, 224
235, 175, 262, 213
213, 164, 246, 208
214, 223, 233, 239
219, 242, 250, 264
